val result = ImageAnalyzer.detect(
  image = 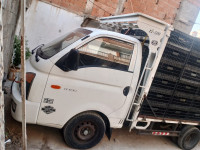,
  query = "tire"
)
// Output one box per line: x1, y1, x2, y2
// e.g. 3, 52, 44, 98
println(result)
170, 136, 178, 144
178, 126, 200, 150
63, 112, 106, 149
